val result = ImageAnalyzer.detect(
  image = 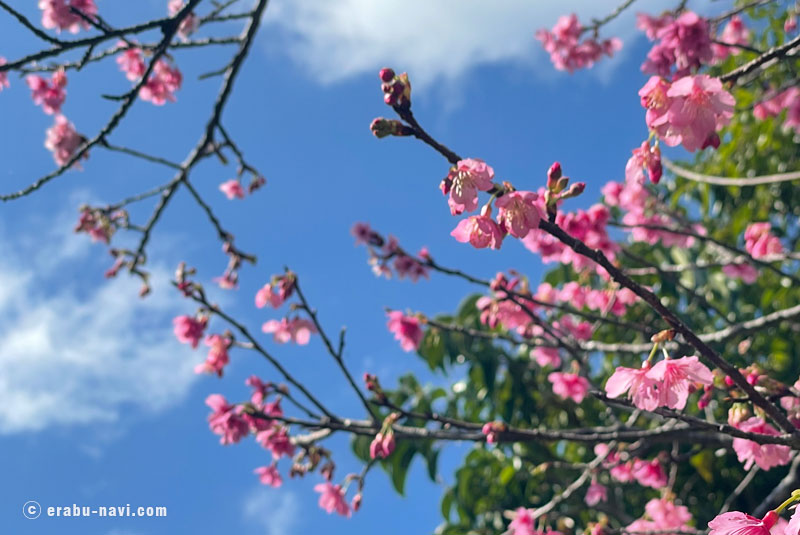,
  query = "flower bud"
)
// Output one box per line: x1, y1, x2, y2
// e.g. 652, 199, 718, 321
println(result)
378, 67, 395, 82
561, 182, 586, 199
